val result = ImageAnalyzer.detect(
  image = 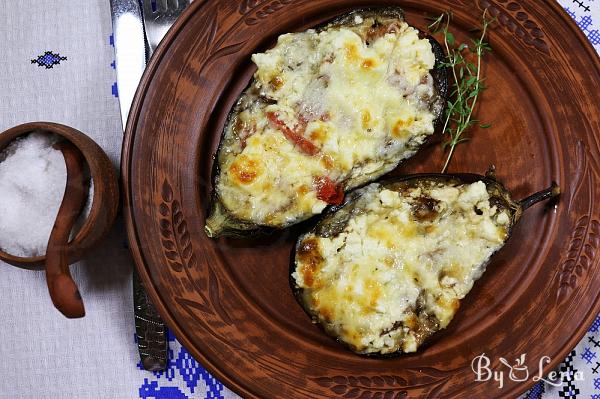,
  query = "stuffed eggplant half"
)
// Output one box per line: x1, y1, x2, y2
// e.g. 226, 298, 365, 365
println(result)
291, 173, 559, 355
205, 7, 448, 237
